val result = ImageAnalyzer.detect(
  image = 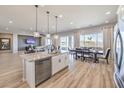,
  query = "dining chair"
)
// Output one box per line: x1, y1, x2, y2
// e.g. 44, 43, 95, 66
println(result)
76, 48, 82, 58
68, 48, 76, 58
98, 48, 111, 64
